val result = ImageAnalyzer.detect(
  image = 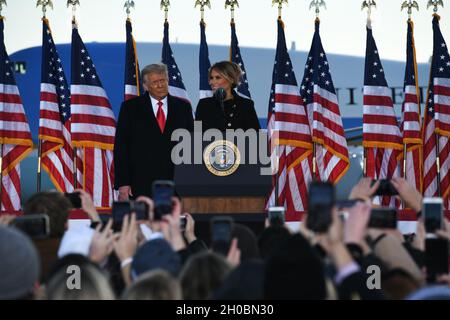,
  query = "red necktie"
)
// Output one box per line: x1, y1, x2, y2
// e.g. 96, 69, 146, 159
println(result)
156, 100, 166, 133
